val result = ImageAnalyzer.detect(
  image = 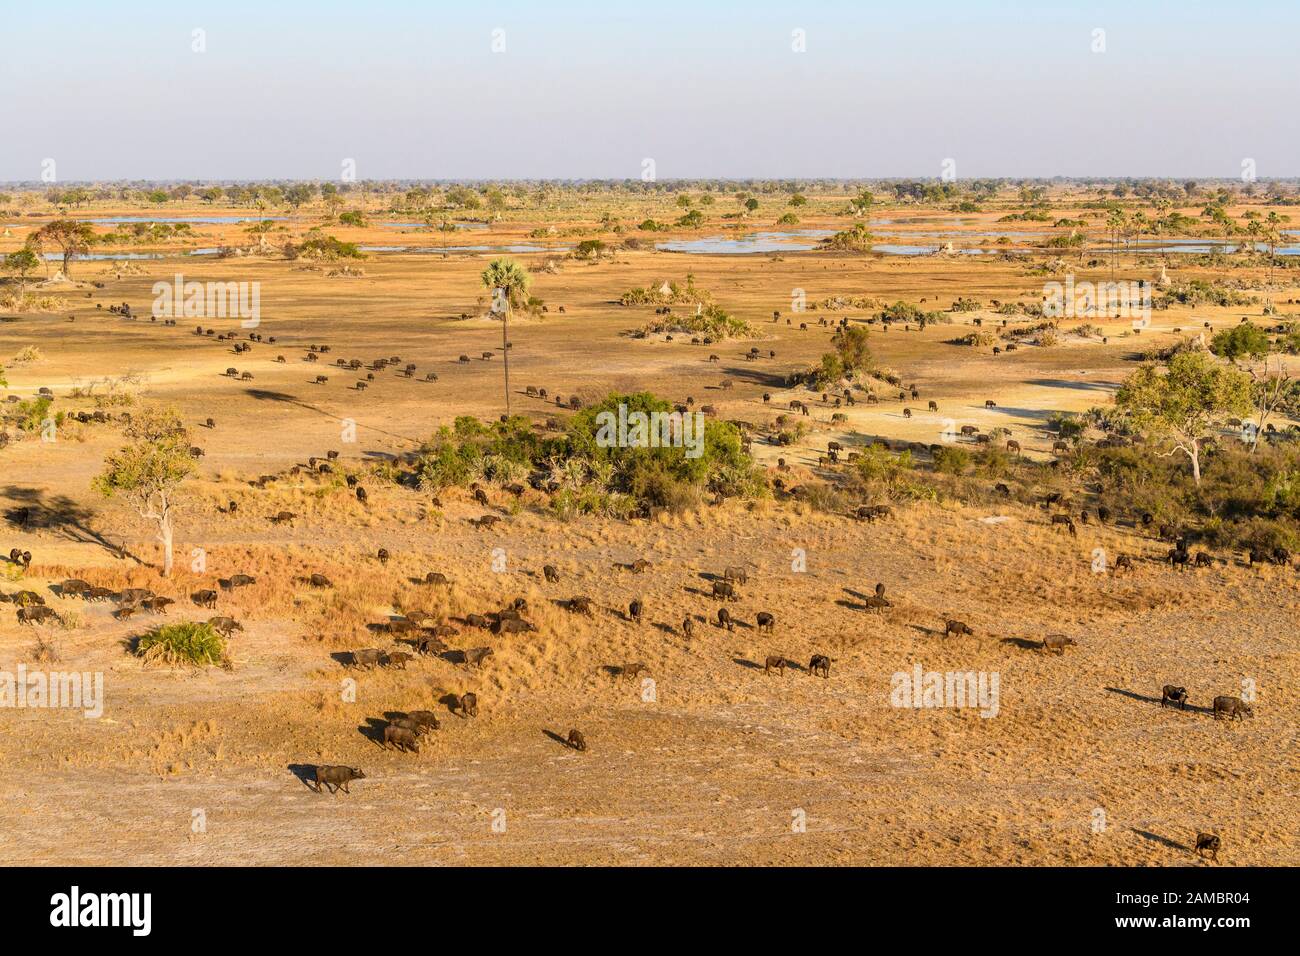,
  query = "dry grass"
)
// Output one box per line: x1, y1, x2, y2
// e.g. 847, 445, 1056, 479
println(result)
0, 194, 1296, 865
